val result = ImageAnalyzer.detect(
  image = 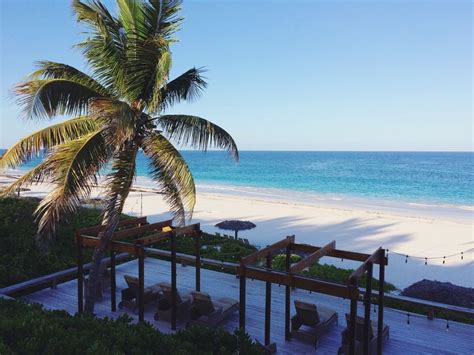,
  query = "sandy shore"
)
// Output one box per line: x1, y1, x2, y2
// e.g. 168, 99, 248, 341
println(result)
2, 174, 472, 290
